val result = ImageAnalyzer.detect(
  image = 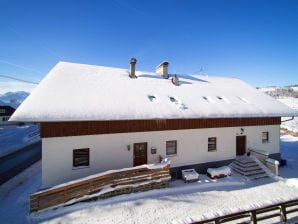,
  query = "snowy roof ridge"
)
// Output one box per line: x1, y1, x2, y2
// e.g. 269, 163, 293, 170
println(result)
10, 61, 298, 122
